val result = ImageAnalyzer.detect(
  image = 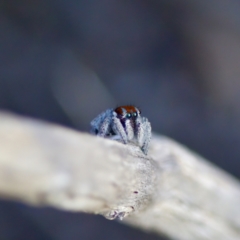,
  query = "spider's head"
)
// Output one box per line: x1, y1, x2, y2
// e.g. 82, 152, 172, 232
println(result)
114, 105, 140, 120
